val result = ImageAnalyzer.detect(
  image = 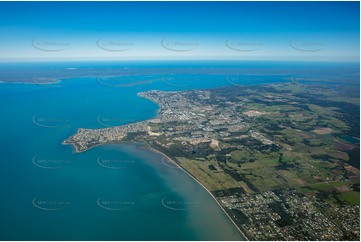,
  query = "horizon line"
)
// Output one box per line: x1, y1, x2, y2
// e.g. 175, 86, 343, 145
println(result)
0, 58, 359, 64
